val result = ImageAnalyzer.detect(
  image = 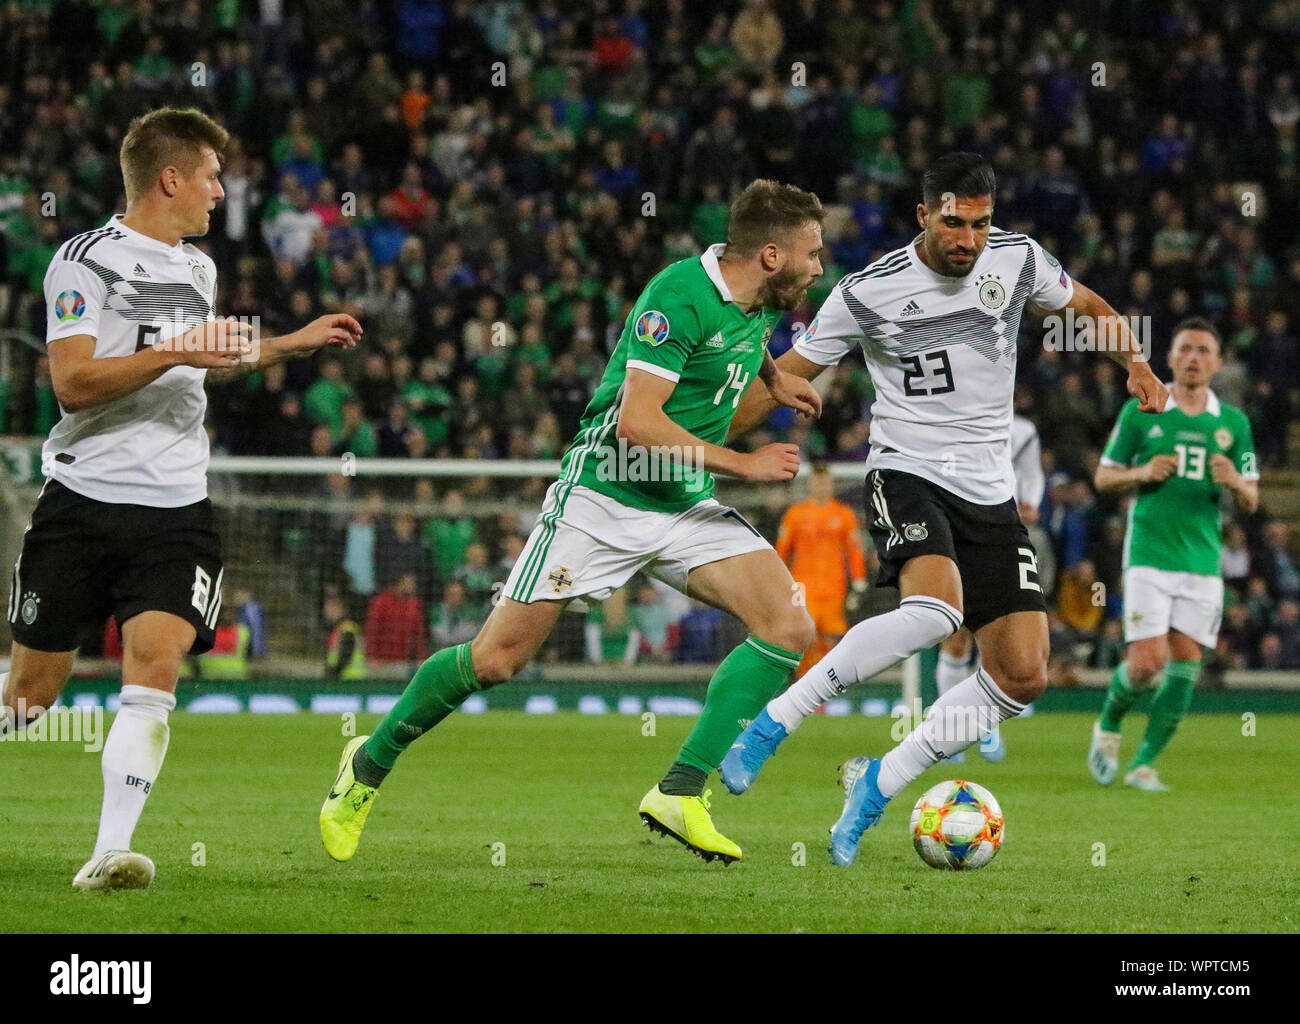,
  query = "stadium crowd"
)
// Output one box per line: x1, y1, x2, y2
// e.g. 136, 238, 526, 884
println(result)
1, 0, 1298, 672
